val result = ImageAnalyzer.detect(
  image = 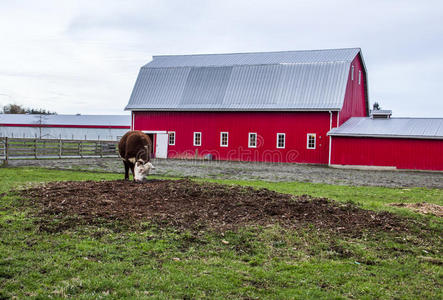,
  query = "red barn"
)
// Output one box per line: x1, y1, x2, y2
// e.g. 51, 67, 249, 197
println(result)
126, 48, 368, 163
328, 113, 443, 171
